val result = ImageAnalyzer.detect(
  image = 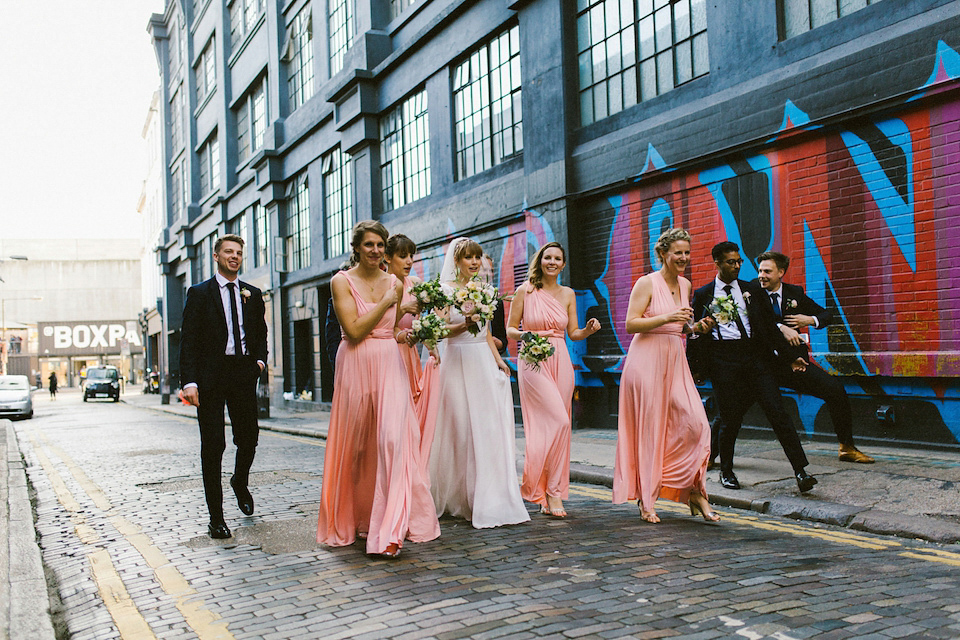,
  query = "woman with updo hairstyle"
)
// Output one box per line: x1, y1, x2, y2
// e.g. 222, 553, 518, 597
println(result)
423, 237, 530, 529
384, 233, 424, 399
317, 220, 439, 558
506, 242, 600, 517
612, 228, 719, 524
